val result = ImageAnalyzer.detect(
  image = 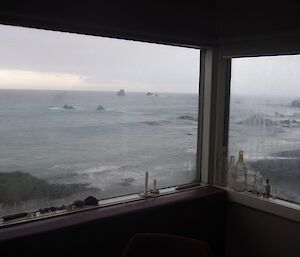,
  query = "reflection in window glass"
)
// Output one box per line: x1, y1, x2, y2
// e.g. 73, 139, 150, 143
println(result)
229, 55, 300, 204
0, 25, 200, 217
